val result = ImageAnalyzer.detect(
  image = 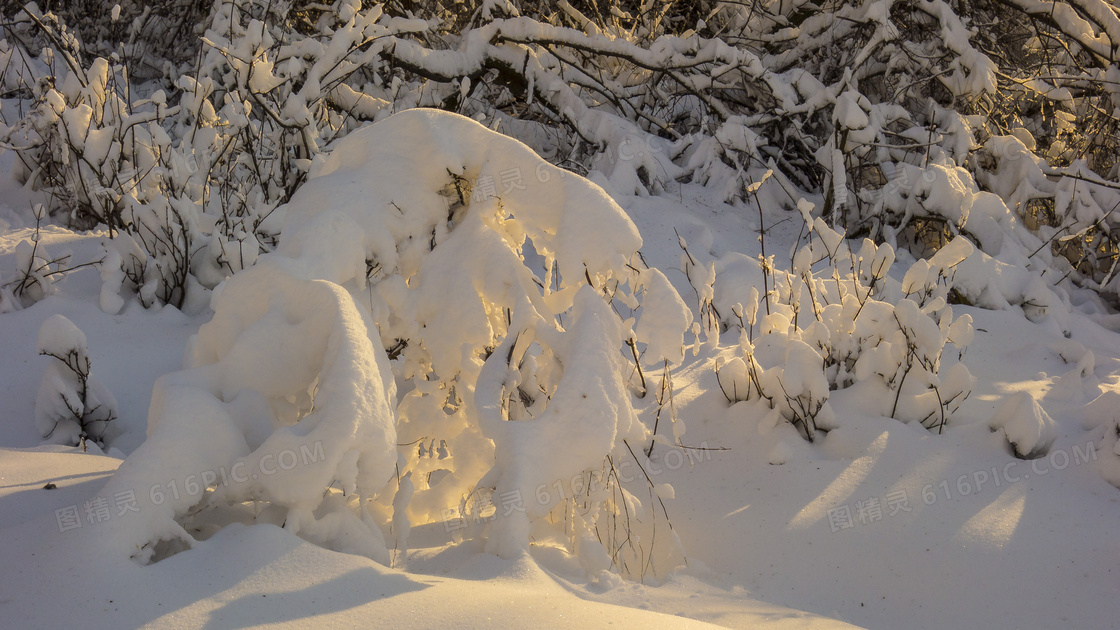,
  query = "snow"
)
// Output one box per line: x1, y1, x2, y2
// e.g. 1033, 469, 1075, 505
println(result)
3, 109, 1120, 629
635, 268, 693, 367
35, 313, 88, 359
33, 314, 118, 446
833, 91, 870, 131
102, 263, 400, 564
988, 391, 1057, 459
0, 500, 857, 629
1000, 0, 1120, 65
